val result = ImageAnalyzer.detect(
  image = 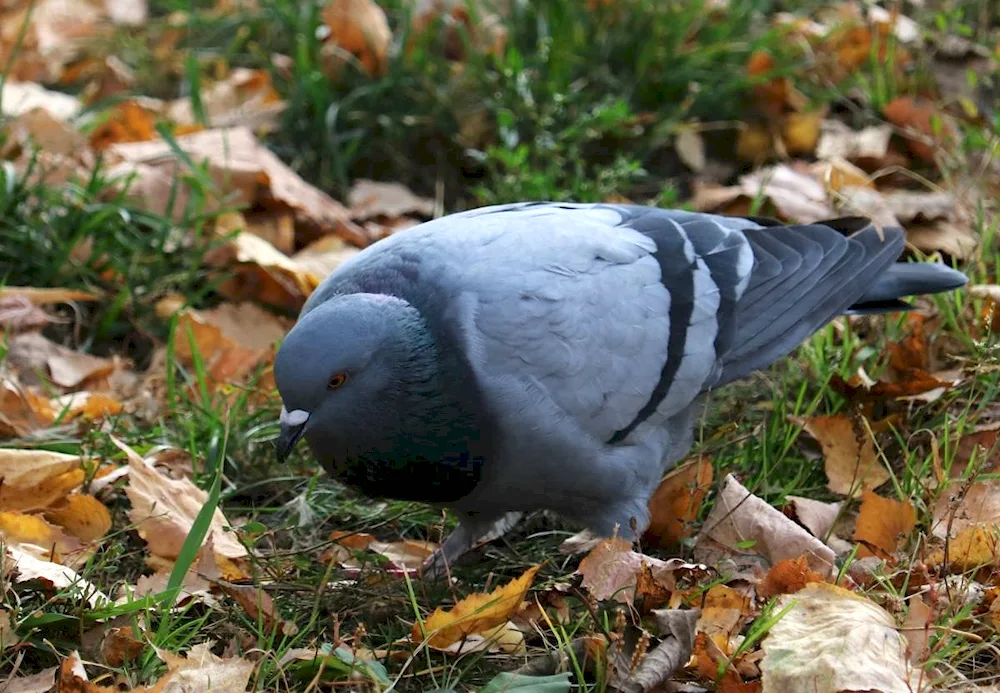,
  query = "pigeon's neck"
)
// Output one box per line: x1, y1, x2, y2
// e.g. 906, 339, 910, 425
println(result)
335, 305, 487, 504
